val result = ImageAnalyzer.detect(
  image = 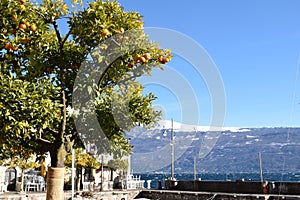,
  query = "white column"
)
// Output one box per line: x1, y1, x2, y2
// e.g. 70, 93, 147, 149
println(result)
146, 180, 151, 189
71, 148, 75, 199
